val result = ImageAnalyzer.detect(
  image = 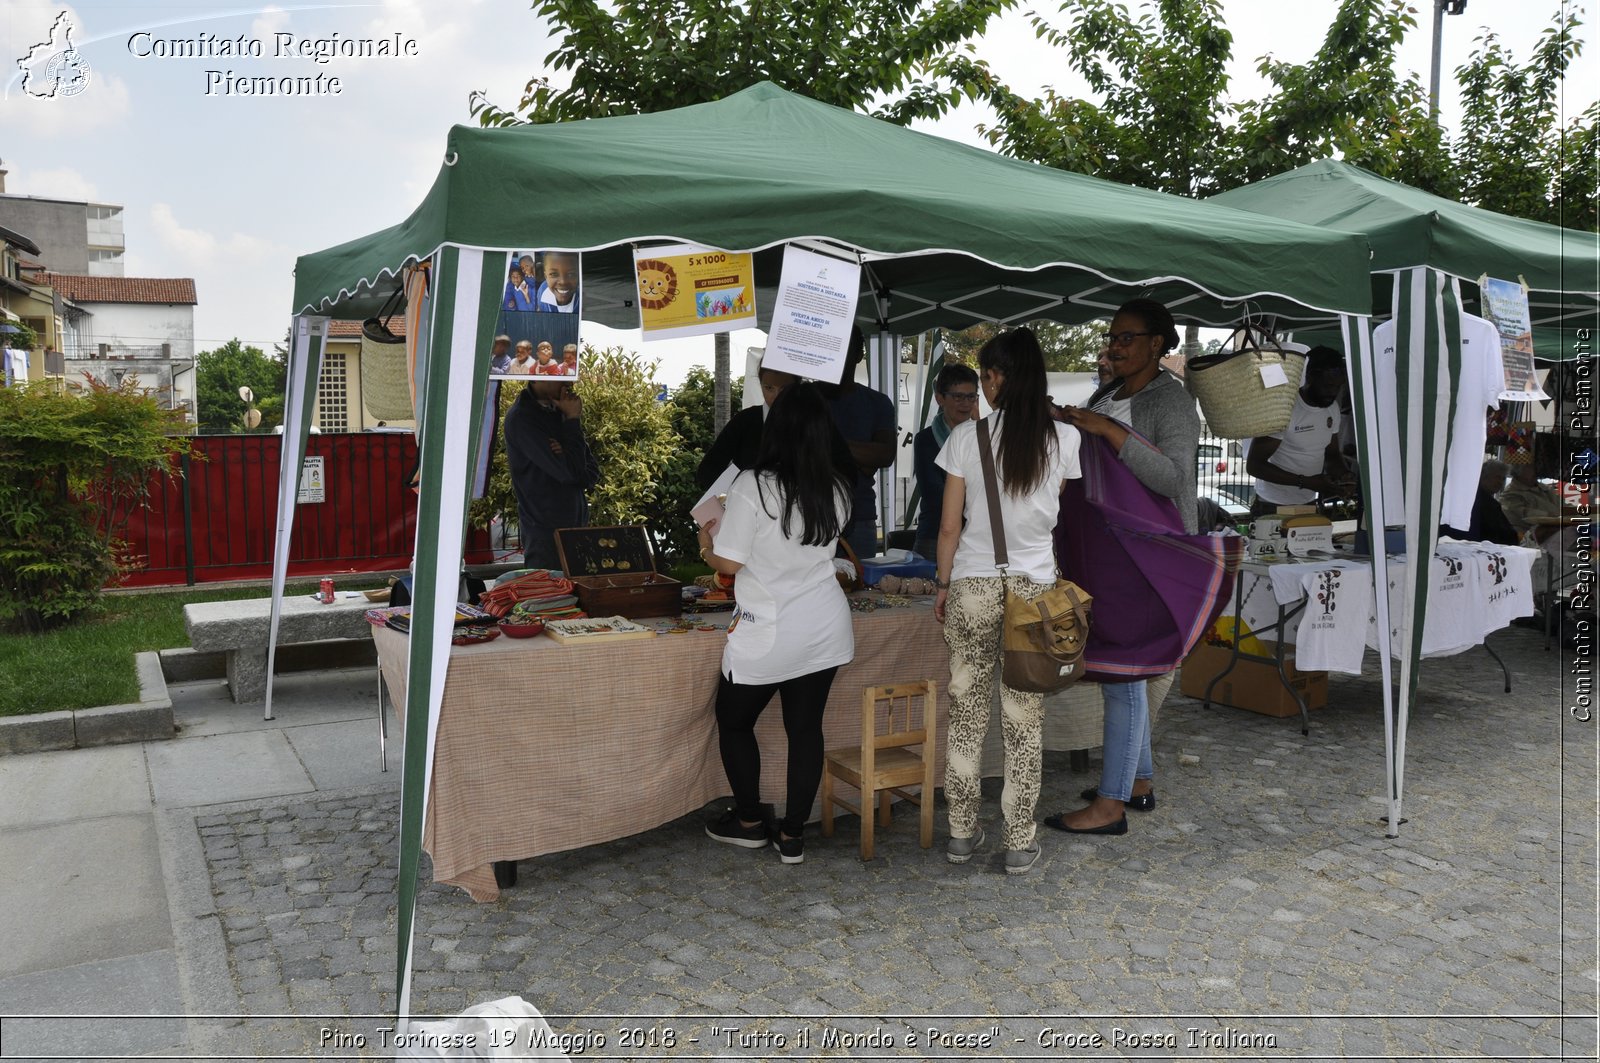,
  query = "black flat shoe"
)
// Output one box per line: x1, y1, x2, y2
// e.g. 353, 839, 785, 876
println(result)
1044, 813, 1129, 835
1078, 786, 1155, 812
